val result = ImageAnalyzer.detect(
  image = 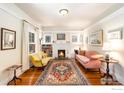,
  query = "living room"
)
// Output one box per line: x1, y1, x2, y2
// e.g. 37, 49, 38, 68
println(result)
0, 1, 124, 93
